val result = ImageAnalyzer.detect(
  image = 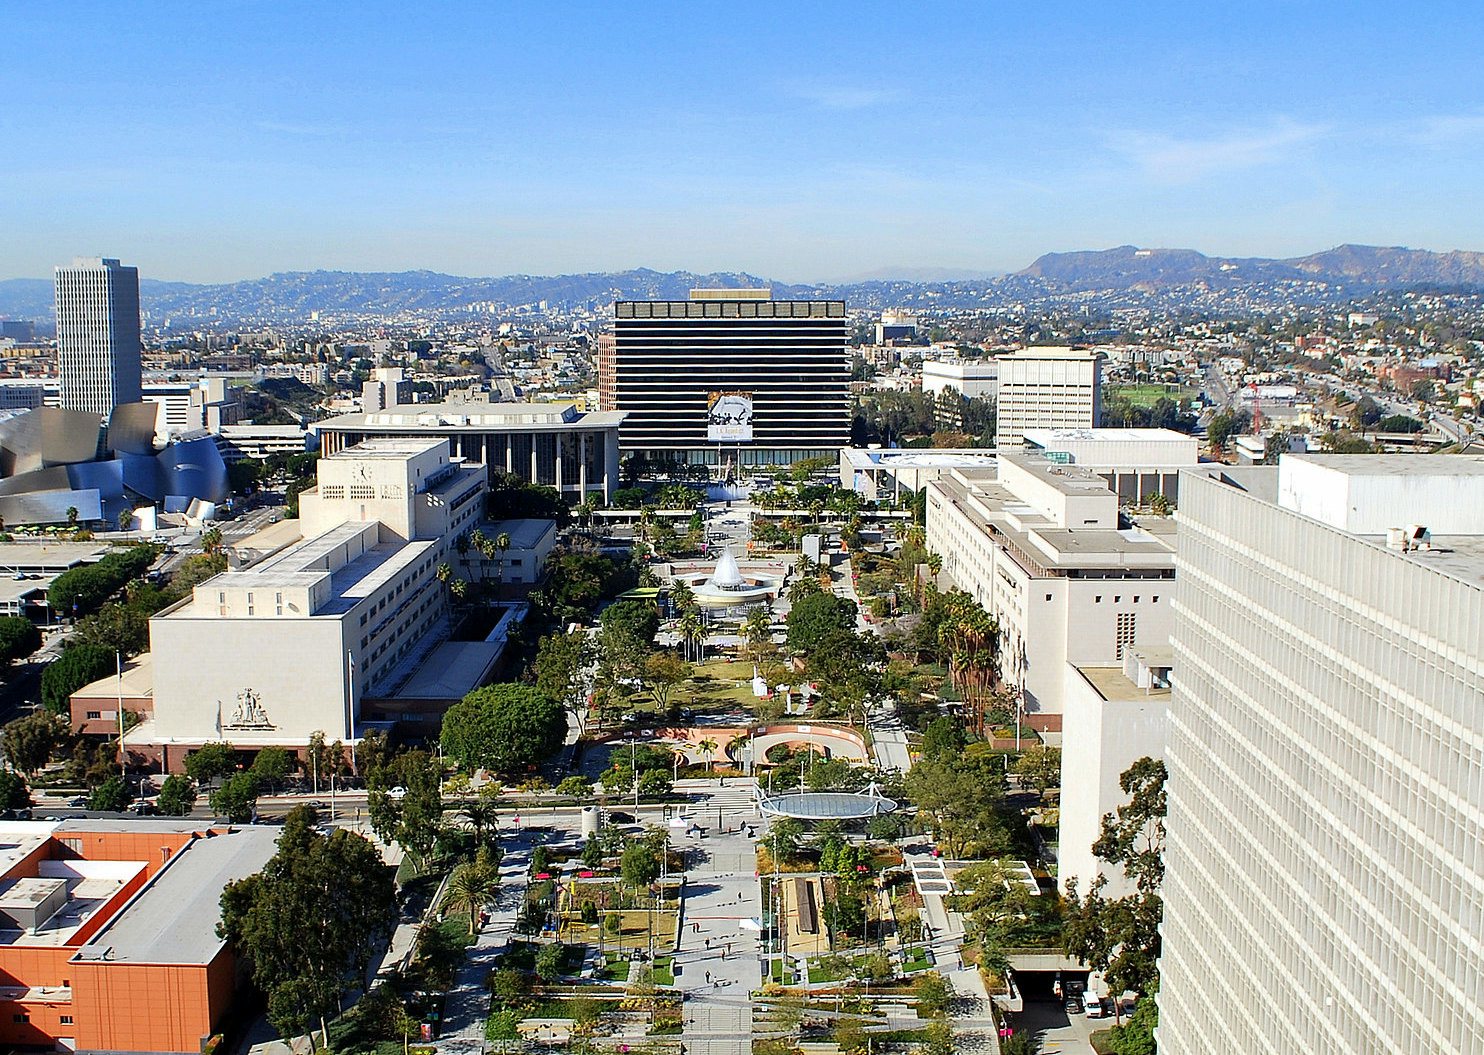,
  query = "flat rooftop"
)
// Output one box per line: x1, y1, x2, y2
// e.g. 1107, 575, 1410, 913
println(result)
1022, 427, 1197, 445
845, 448, 998, 469
997, 346, 1096, 360
1286, 453, 1484, 478
392, 640, 503, 700
76, 826, 280, 966
1076, 665, 1172, 703
166, 522, 436, 617
319, 402, 625, 430
999, 454, 1120, 496
328, 437, 445, 460
0, 541, 111, 570
482, 518, 555, 550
